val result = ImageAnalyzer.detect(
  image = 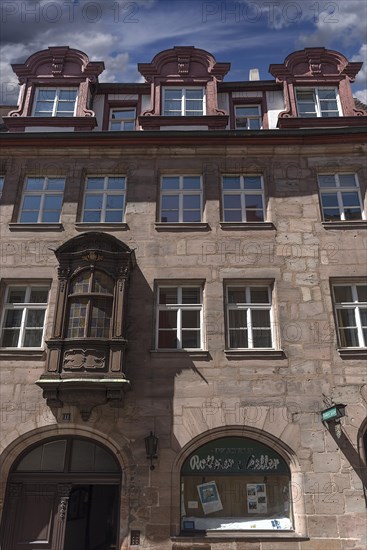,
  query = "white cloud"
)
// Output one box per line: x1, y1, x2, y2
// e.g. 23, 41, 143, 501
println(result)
351, 43, 367, 85
354, 89, 367, 104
